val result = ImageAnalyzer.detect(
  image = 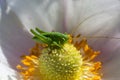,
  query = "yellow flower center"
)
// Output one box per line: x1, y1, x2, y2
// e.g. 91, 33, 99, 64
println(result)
17, 35, 102, 80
